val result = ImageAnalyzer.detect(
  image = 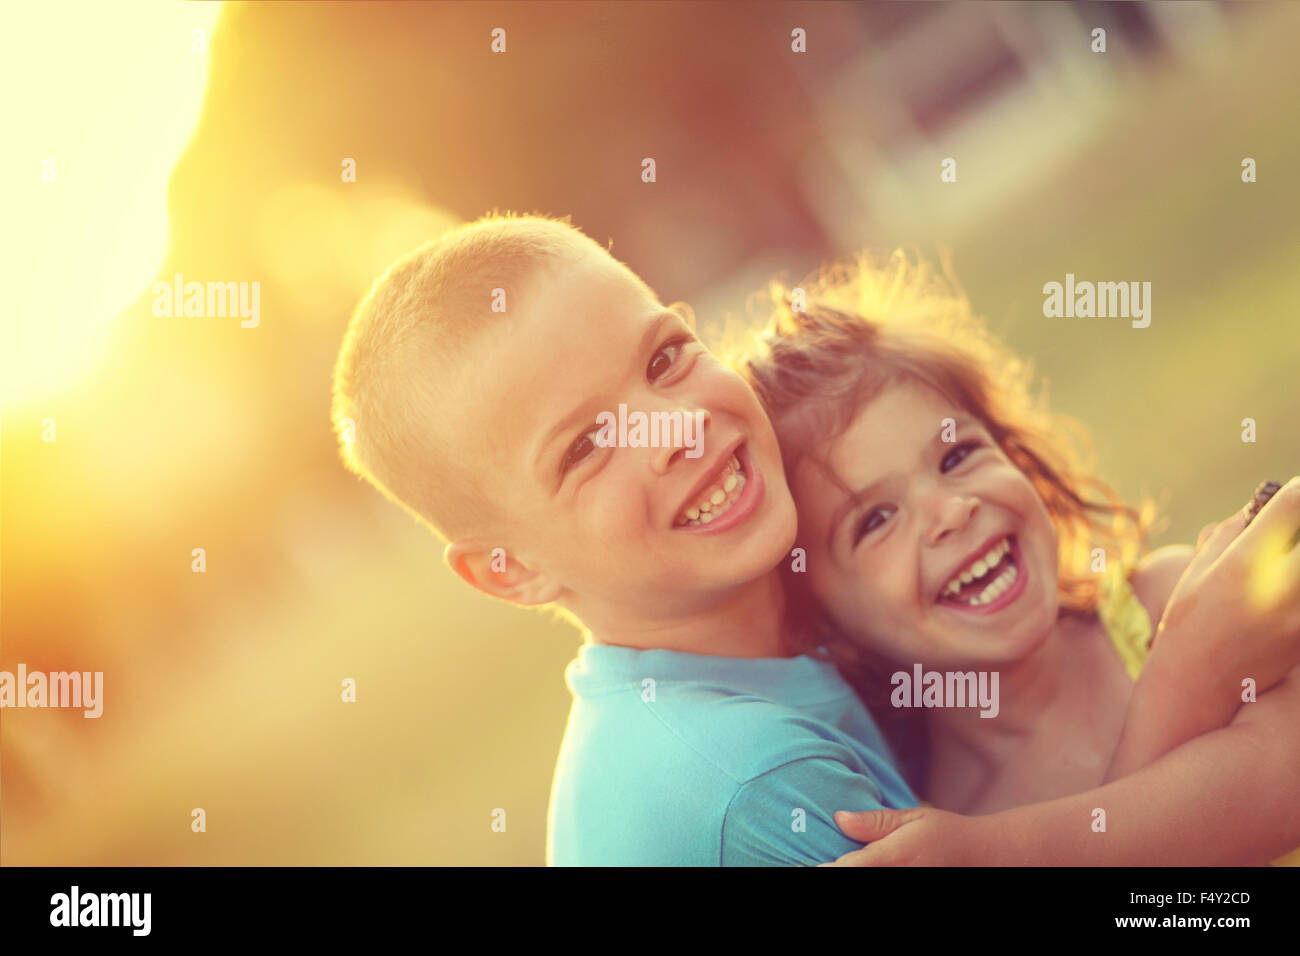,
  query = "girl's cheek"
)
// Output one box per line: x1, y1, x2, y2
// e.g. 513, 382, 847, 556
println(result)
858, 560, 907, 619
